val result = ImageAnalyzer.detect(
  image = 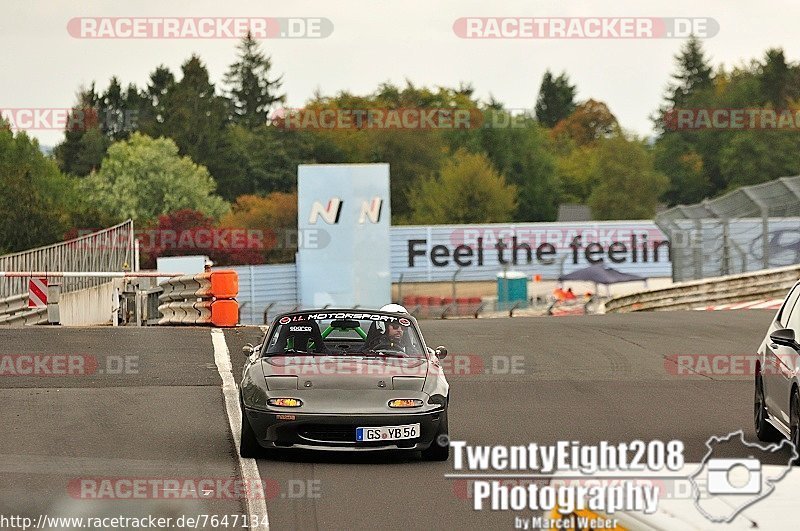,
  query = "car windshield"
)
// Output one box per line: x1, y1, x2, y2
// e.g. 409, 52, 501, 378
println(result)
264, 312, 426, 358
